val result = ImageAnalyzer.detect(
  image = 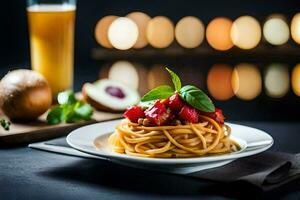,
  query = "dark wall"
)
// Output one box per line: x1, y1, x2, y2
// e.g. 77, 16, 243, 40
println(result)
1, 0, 300, 121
